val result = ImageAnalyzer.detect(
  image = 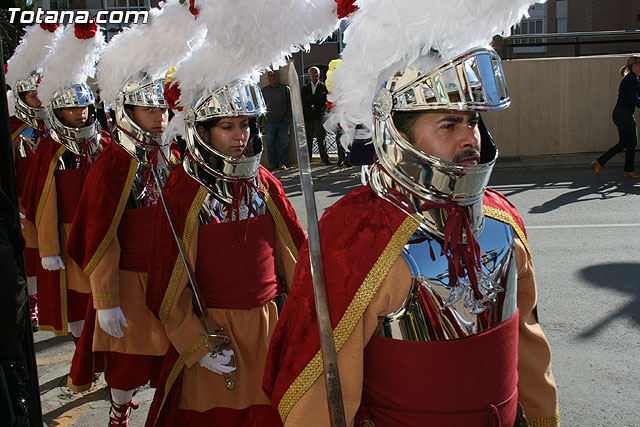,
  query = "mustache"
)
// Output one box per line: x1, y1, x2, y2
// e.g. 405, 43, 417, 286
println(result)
452, 149, 481, 164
